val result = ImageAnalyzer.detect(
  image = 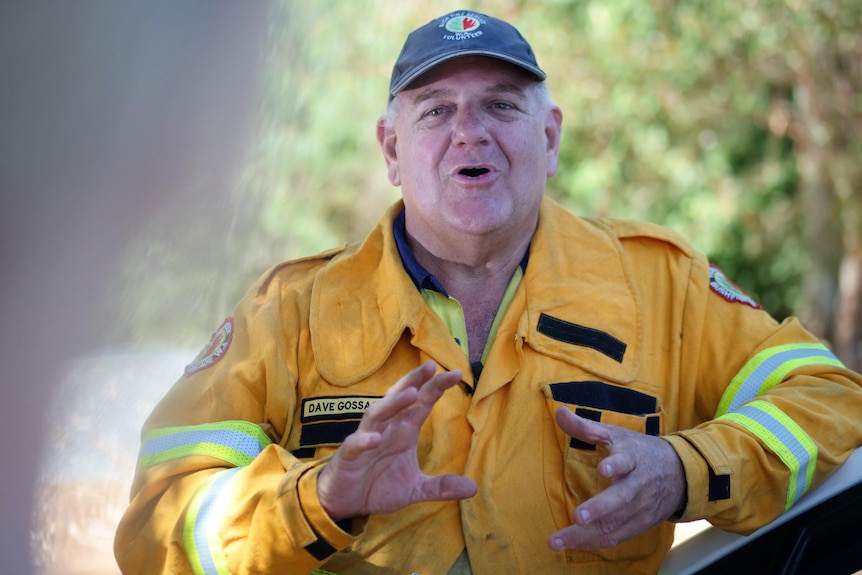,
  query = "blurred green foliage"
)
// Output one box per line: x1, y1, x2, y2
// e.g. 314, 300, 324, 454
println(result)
109, 0, 862, 360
